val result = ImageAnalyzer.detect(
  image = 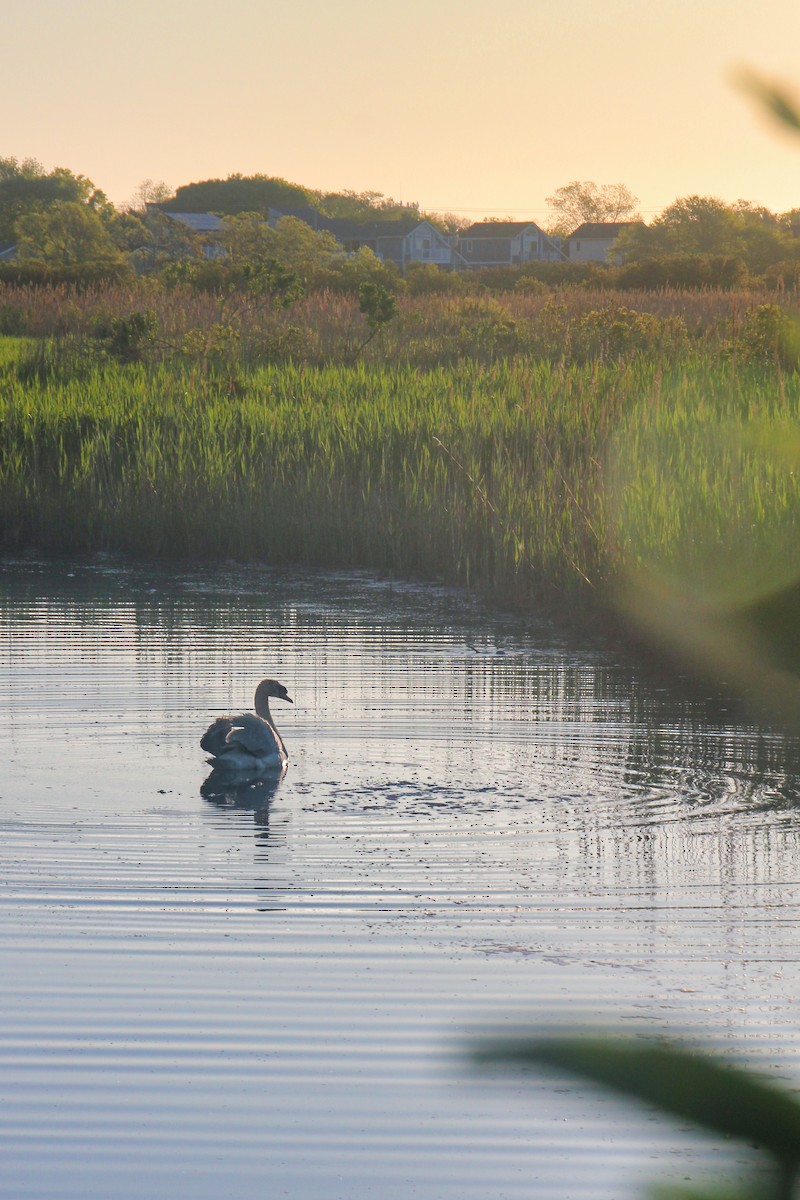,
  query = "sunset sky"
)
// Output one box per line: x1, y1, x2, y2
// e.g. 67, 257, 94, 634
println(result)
5, 0, 800, 221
